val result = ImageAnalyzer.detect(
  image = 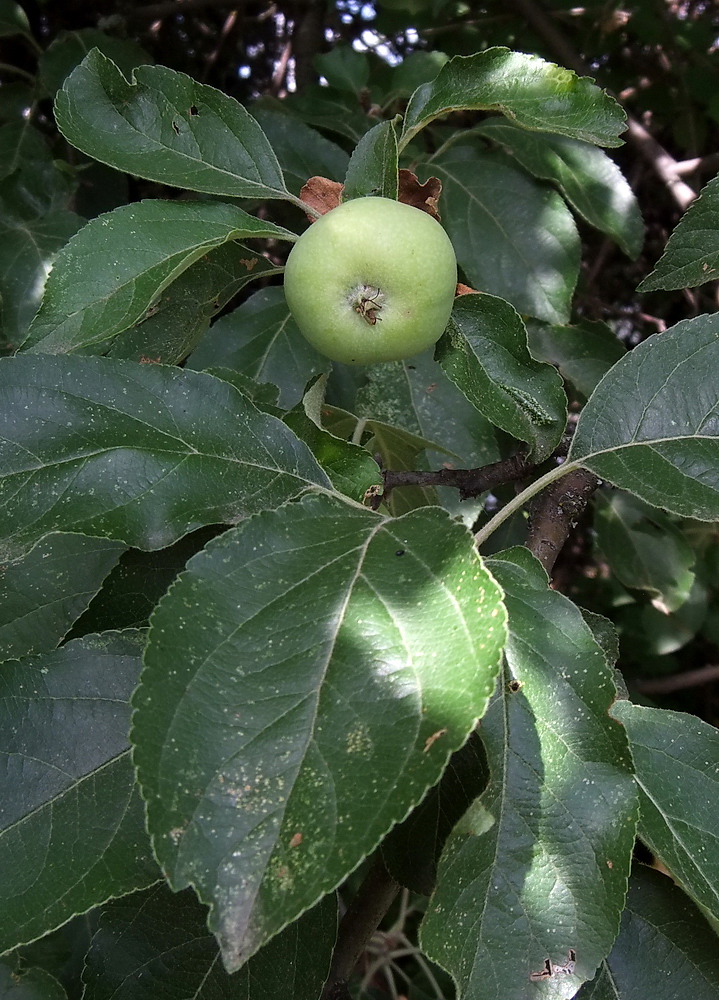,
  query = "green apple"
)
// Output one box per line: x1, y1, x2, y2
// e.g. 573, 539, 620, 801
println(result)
283, 196, 457, 365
